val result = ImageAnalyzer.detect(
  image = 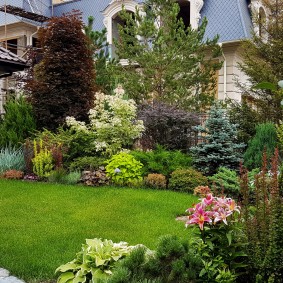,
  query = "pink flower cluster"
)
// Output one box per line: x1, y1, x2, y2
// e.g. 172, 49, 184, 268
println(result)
186, 194, 240, 230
